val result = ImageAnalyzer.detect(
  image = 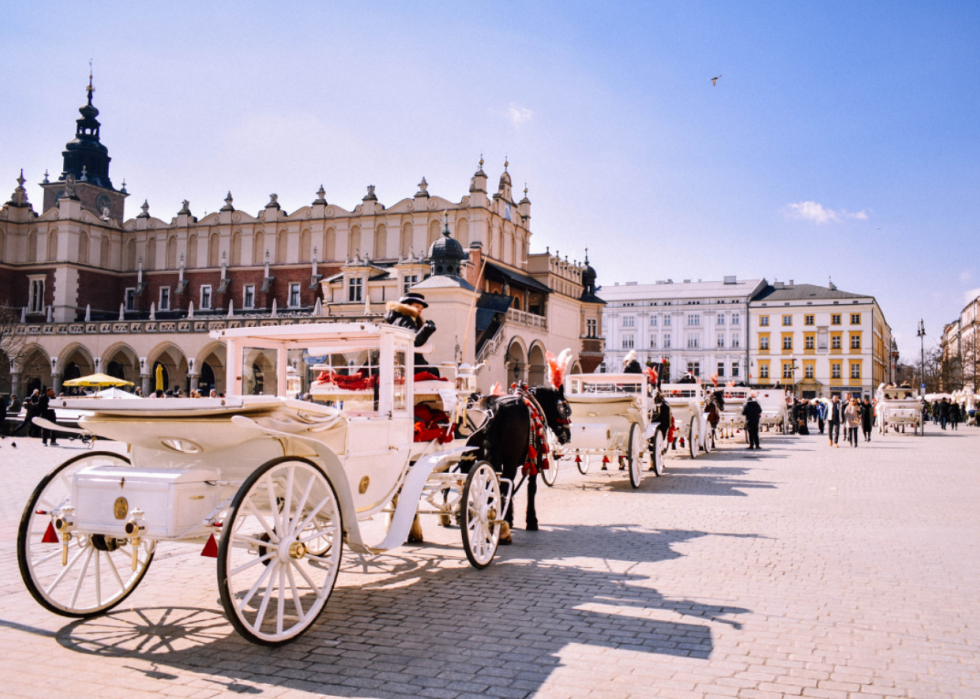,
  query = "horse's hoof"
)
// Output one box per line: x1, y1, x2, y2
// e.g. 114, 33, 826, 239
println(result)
526, 522, 539, 531
499, 535, 512, 545
406, 535, 424, 544
438, 514, 452, 528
